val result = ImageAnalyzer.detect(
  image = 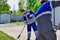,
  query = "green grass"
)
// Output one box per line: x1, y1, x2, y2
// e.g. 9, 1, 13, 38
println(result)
15, 22, 24, 25
0, 31, 16, 40
10, 22, 24, 25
